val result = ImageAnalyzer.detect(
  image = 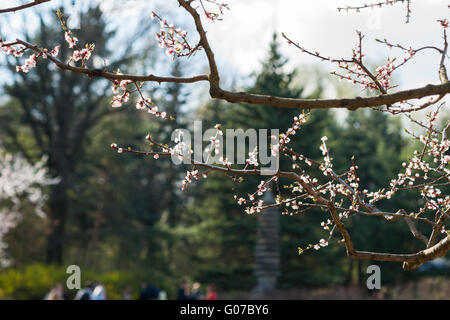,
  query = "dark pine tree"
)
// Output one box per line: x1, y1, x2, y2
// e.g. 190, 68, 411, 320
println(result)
0, 6, 115, 264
